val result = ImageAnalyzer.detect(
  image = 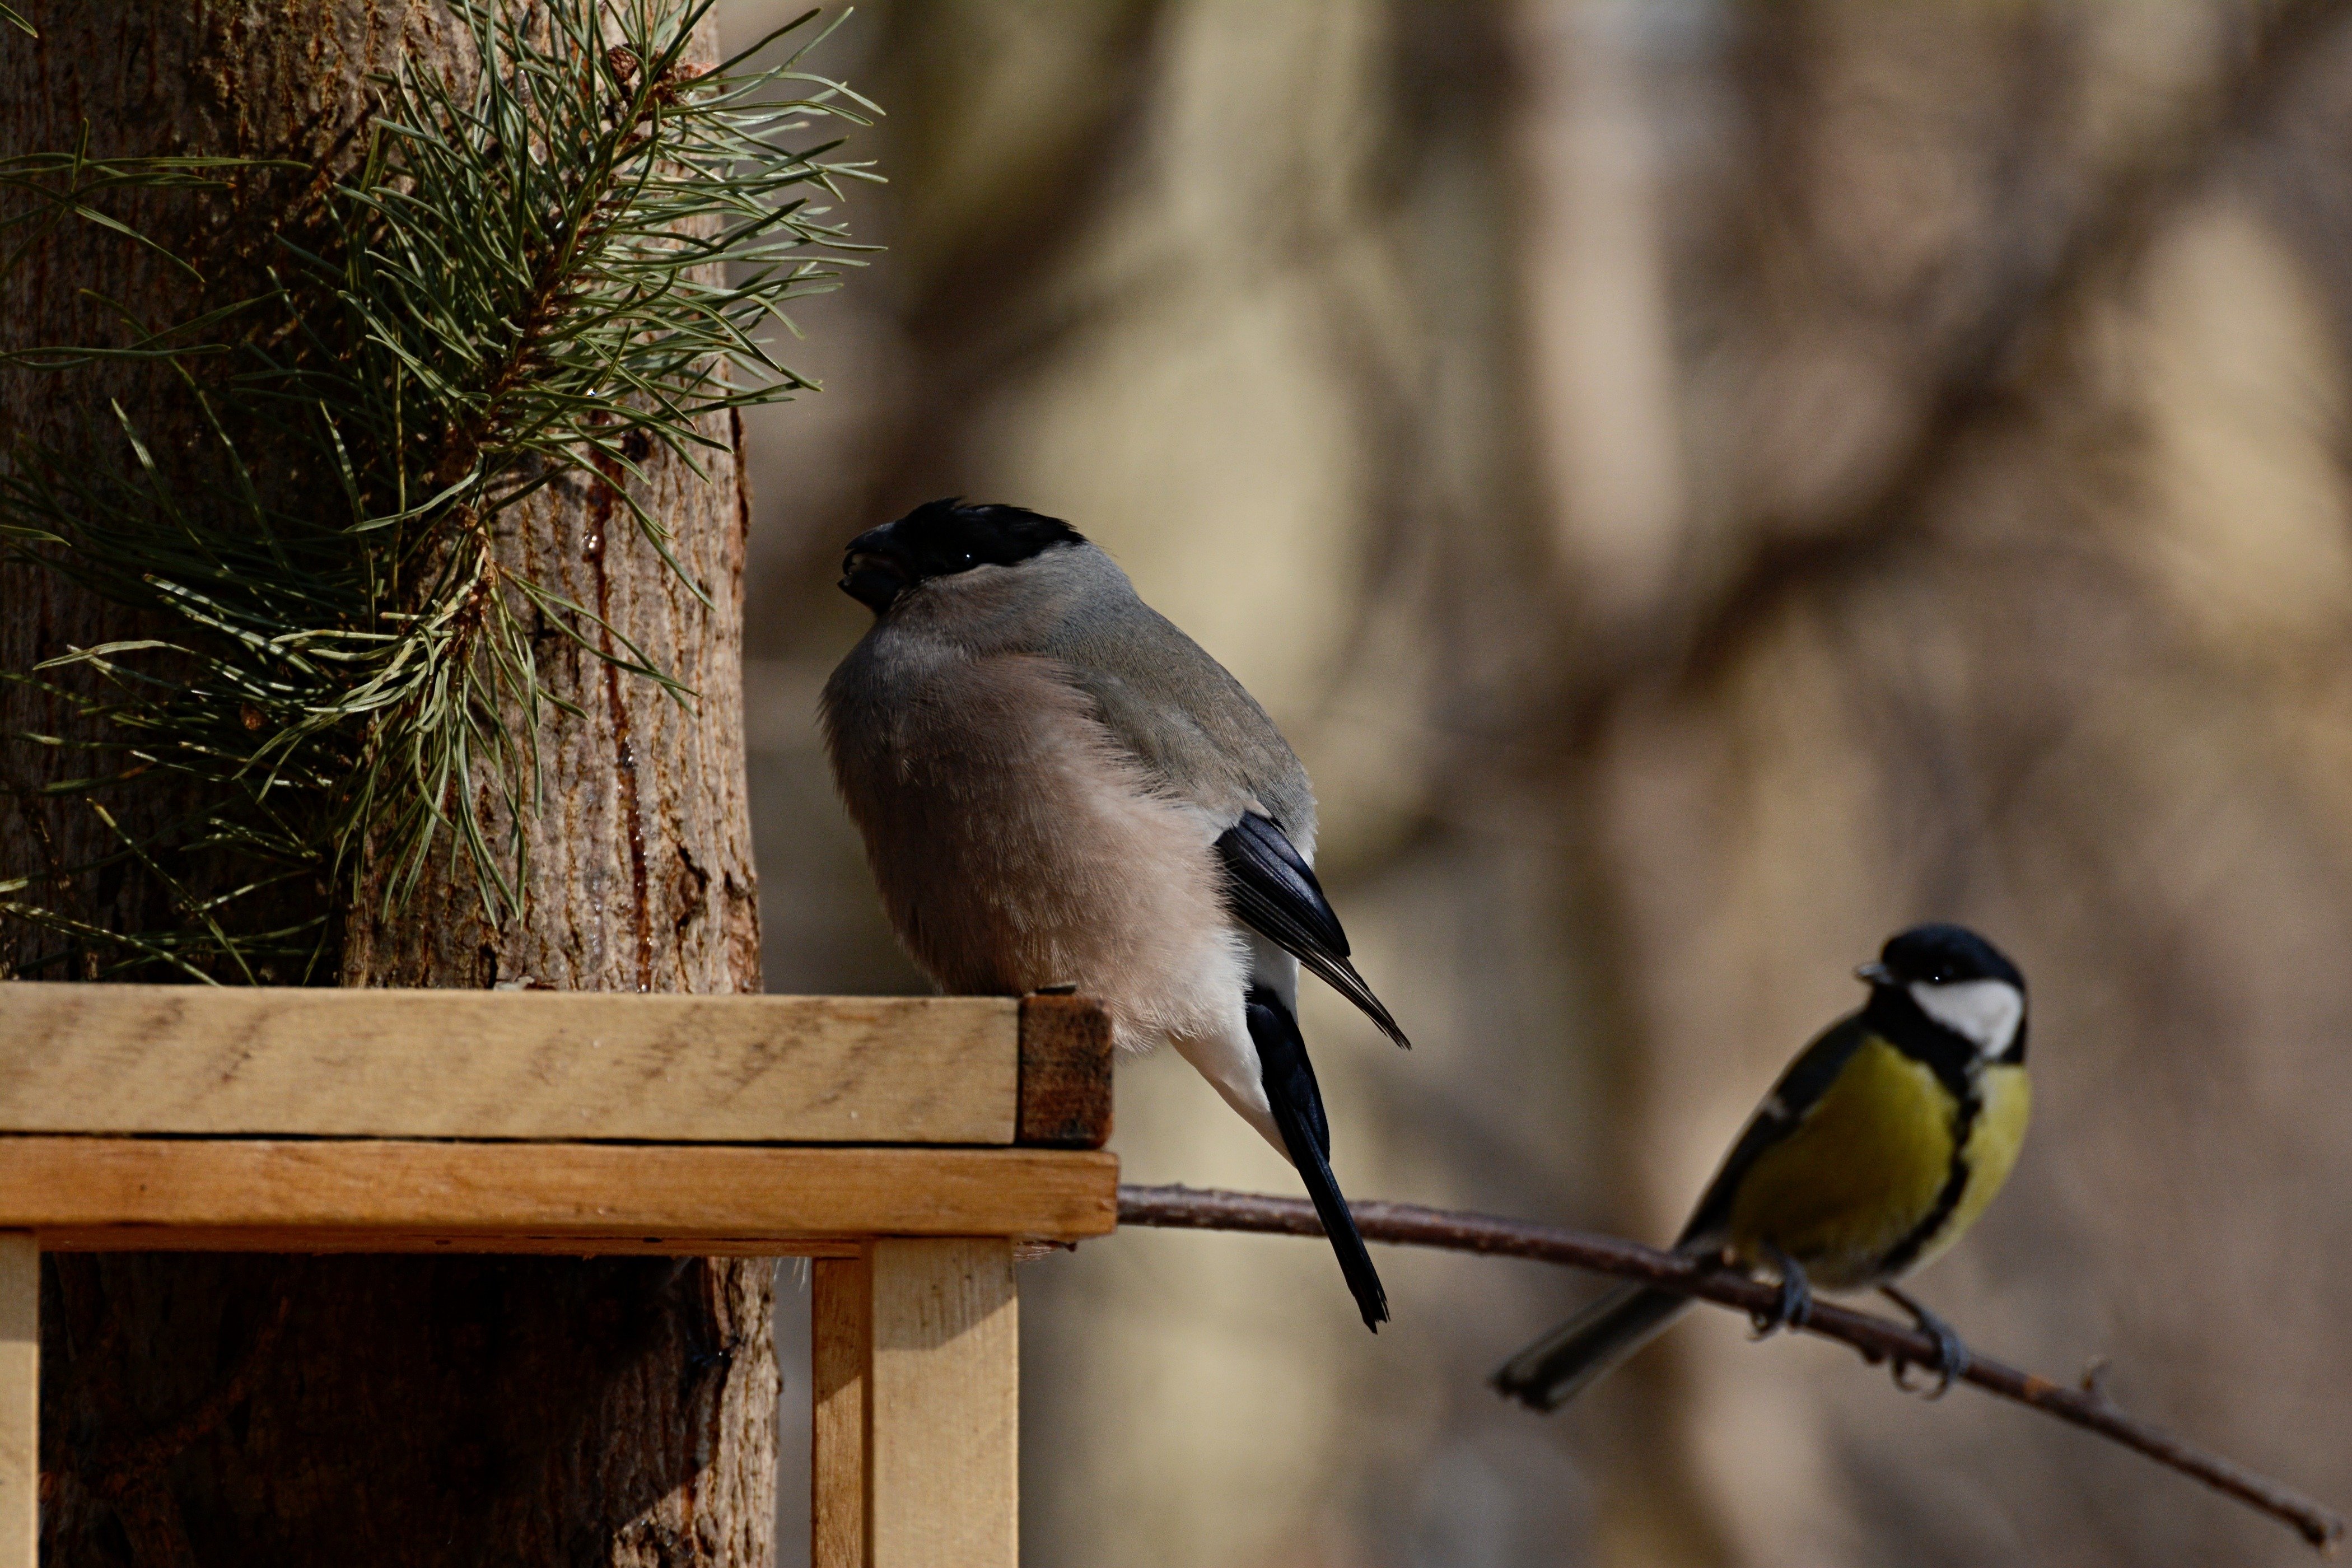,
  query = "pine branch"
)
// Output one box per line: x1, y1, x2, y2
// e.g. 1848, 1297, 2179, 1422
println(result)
1118, 1183, 2348, 1552
1, 0, 876, 975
